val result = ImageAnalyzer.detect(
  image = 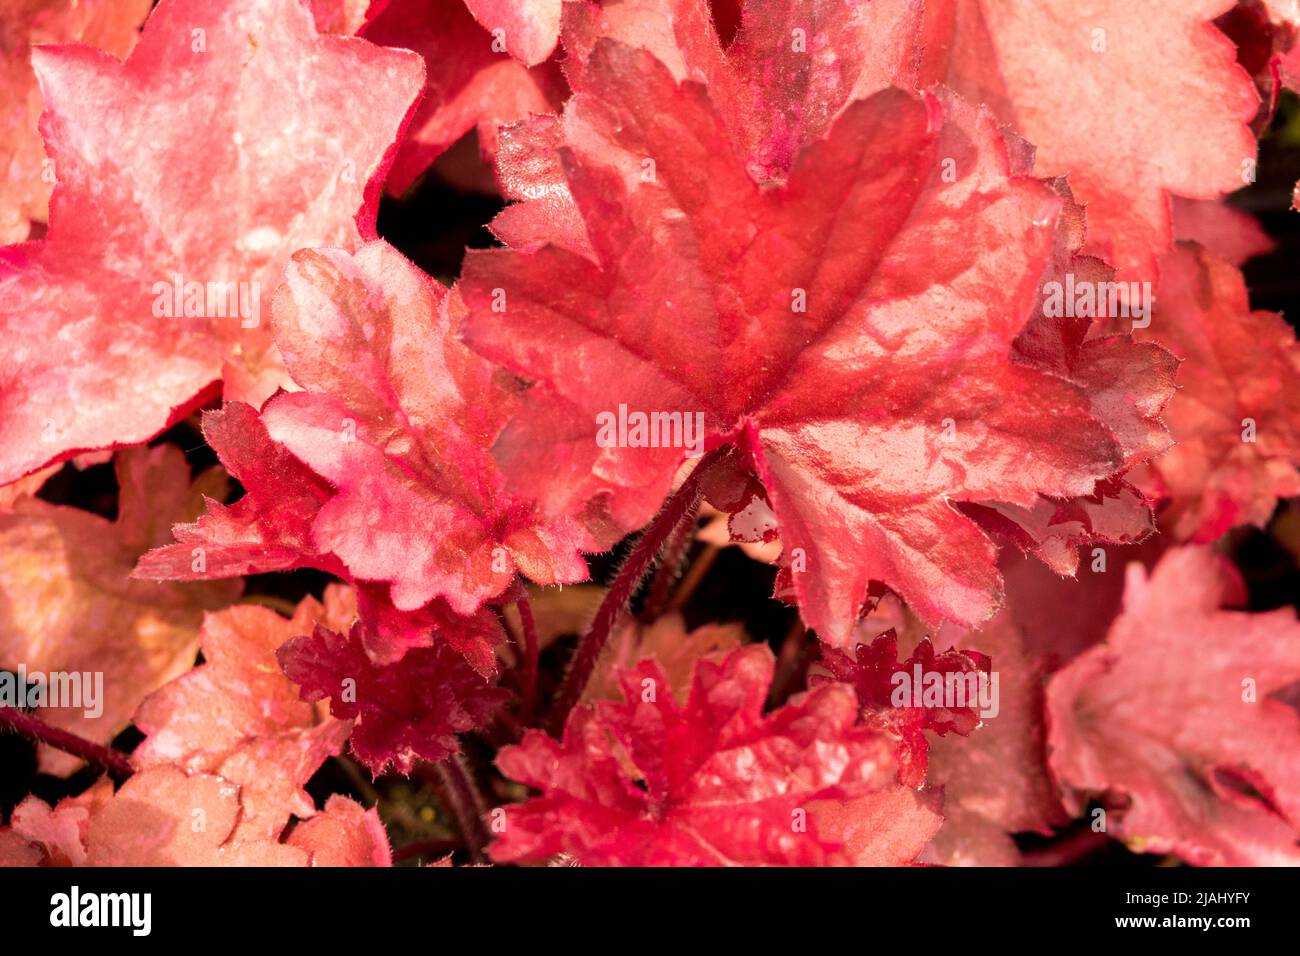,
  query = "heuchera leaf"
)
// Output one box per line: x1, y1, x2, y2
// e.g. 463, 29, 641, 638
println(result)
1171, 197, 1274, 266
132, 591, 357, 841
0, 0, 151, 242
87, 768, 310, 866
2, 770, 390, 867
1132, 244, 1300, 541
814, 631, 990, 789
806, 786, 943, 867
0, 778, 112, 867
921, 0, 1259, 284
0, 0, 424, 486
491, 644, 896, 866
277, 621, 509, 775
924, 612, 1067, 866
1046, 546, 1300, 865
998, 547, 1128, 668
463, 0, 562, 66
133, 399, 508, 675
461, 27, 1176, 645
134, 402, 339, 581
285, 794, 393, 866
363, 0, 563, 196
0, 446, 240, 774
260, 241, 600, 616
562, 0, 929, 179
